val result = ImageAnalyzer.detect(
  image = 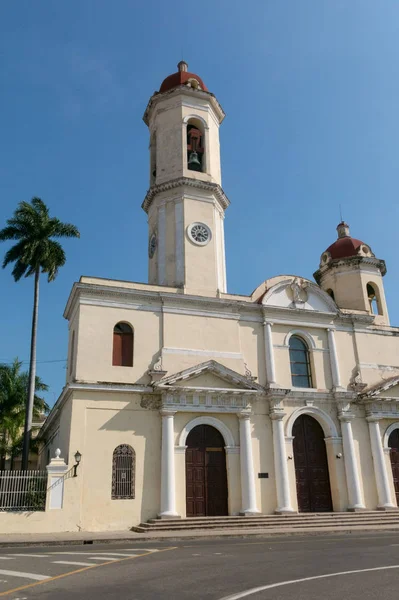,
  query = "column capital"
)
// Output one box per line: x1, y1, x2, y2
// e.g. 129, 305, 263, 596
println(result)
338, 412, 355, 422
237, 412, 251, 421
263, 319, 274, 327
366, 415, 382, 423
160, 409, 176, 417
270, 411, 286, 421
